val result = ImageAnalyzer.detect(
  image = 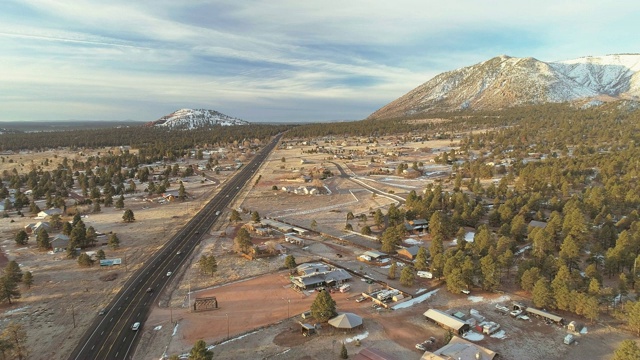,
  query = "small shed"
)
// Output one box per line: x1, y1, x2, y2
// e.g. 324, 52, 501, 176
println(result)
51, 234, 70, 252
396, 246, 421, 260
300, 323, 316, 336
424, 309, 469, 335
